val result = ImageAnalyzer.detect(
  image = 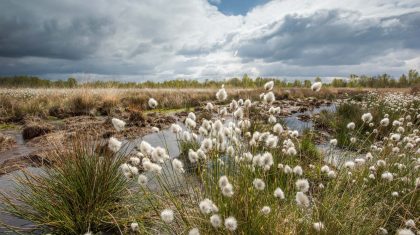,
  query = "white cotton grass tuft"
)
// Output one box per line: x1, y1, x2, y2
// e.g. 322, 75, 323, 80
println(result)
137, 174, 148, 186
210, 214, 222, 228
327, 170, 337, 178
381, 171, 394, 181
218, 176, 229, 188
390, 133, 401, 142
139, 141, 153, 156
396, 229, 415, 235
313, 222, 325, 232
188, 149, 199, 163
188, 228, 200, 235
260, 206, 271, 215
264, 81, 274, 91
130, 222, 139, 232
361, 112, 373, 123
188, 112, 196, 121
344, 161, 355, 169
295, 179, 309, 192
293, 165, 303, 176
274, 187, 285, 199
405, 219, 415, 228
253, 178, 266, 190
321, 165, 330, 173
378, 227, 388, 234
108, 137, 122, 152
273, 123, 284, 134
171, 123, 182, 134
219, 176, 234, 197
347, 122, 355, 130
199, 198, 218, 214
287, 147, 297, 156
295, 192, 310, 207
216, 85, 228, 101
148, 98, 158, 109
380, 118, 390, 126
263, 92, 275, 104
224, 216, 238, 231
330, 138, 337, 146
311, 82, 322, 92
172, 158, 185, 174
206, 102, 214, 111
160, 209, 174, 223
111, 118, 126, 132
